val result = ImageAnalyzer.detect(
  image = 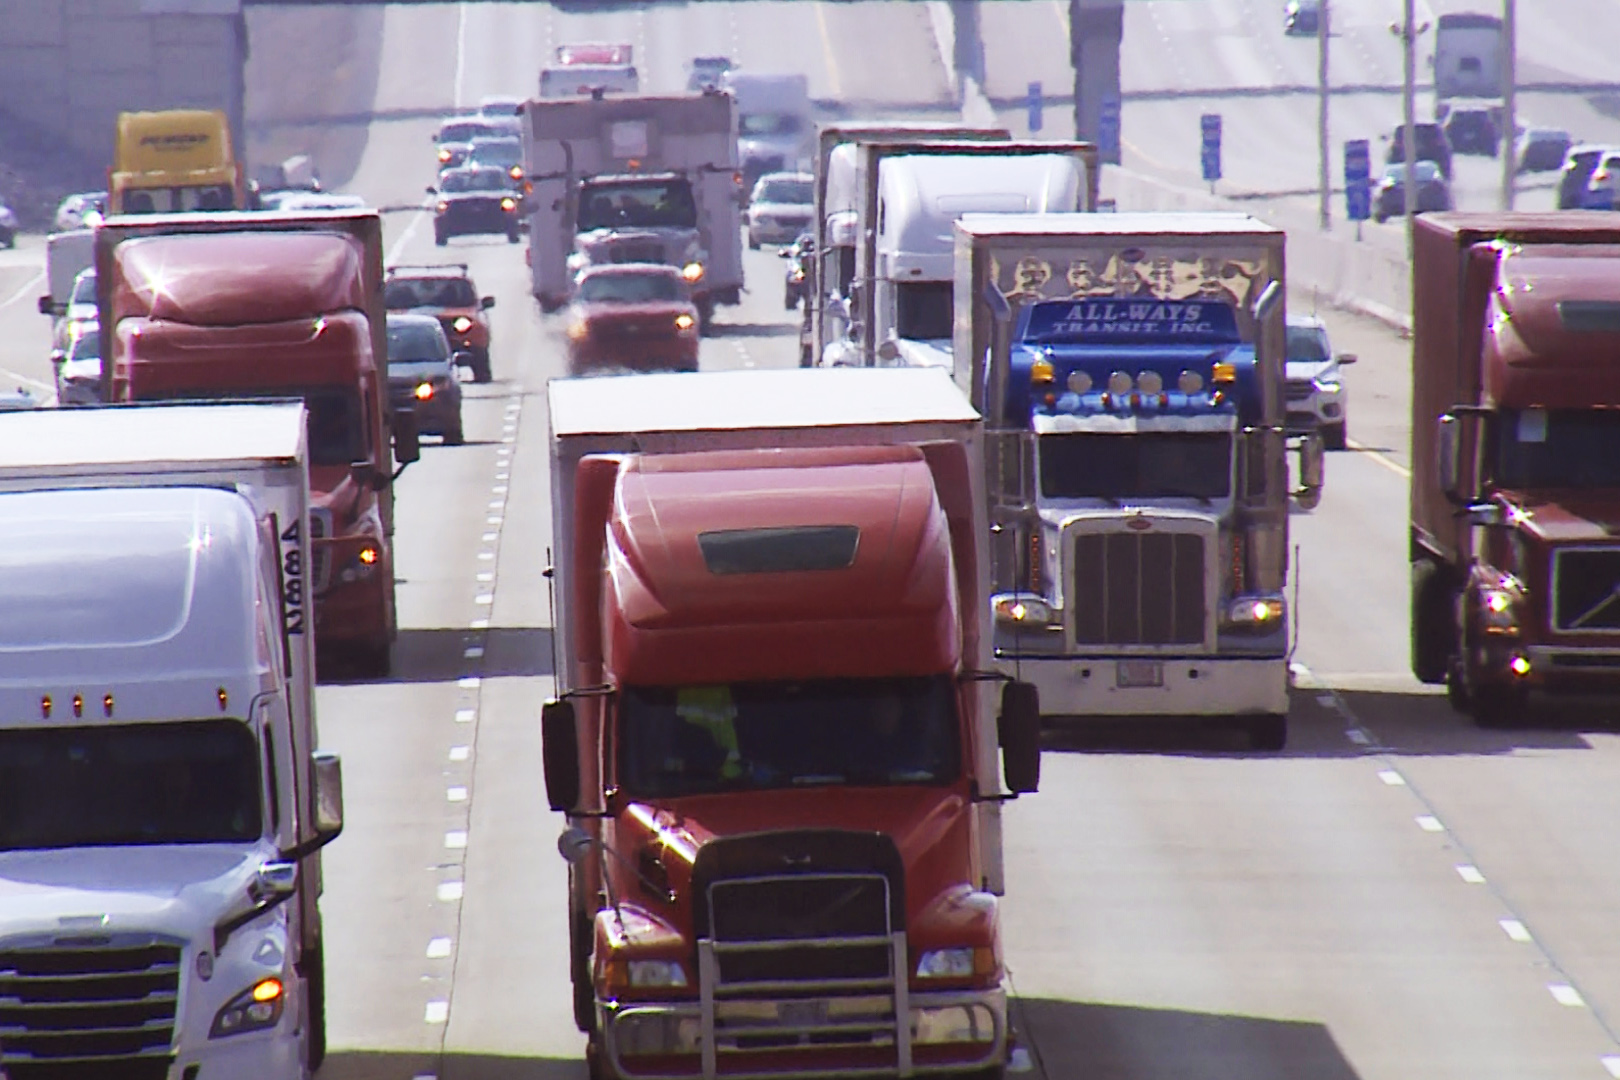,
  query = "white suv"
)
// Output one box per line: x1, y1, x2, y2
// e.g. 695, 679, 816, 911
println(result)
1285, 314, 1355, 449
